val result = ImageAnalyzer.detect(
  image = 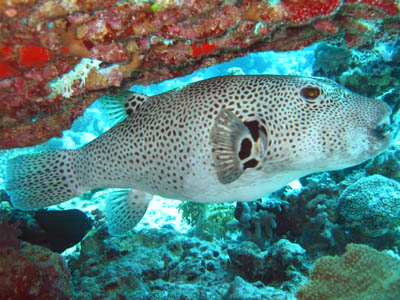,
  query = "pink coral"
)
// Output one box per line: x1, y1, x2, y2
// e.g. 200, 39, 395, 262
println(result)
281, 0, 342, 24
